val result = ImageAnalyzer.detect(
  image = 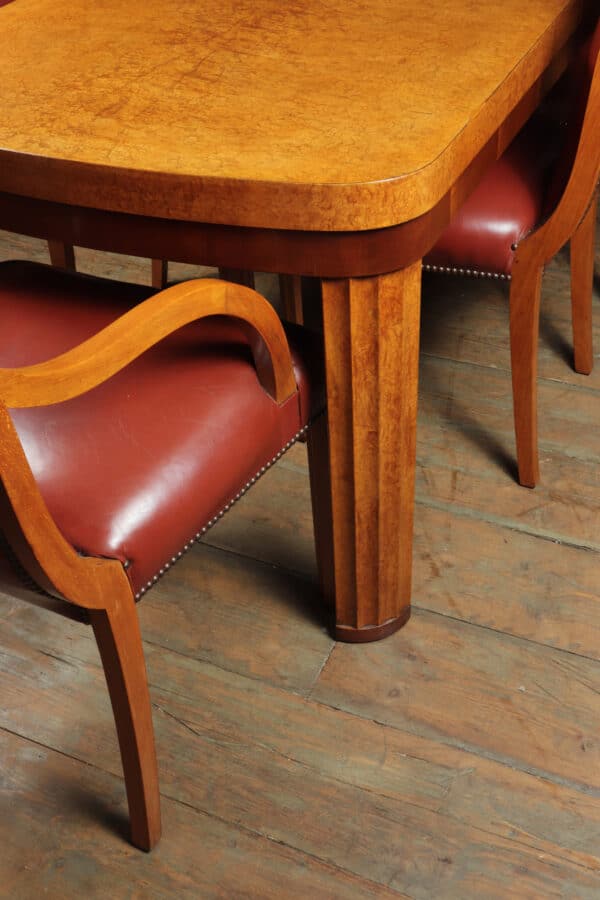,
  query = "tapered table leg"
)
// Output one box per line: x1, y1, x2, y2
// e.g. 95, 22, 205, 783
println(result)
308, 264, 422, 642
